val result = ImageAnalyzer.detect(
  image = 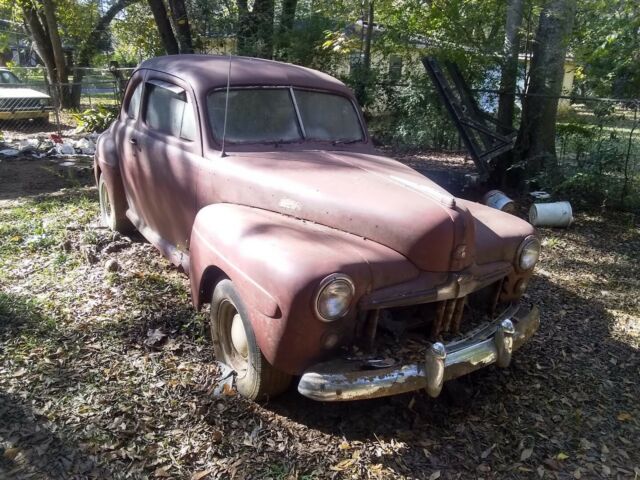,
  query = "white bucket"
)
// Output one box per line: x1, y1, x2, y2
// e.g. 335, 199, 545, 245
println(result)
483, 190, 515, 213
529, 201, 573, 227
